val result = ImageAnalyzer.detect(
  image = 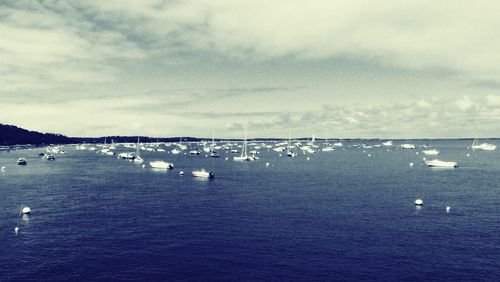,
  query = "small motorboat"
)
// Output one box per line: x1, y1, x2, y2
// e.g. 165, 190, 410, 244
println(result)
192, 169, 214, 178
233, 155, 256, 161
149, 161, 174, 169
22, 206, 31, 214
189, 150, 201, 155
46, 154, 56, 160
382, 141, 393, 146
210, 151, 220, 158
422, 149, 439, 155
17, 158, 27, 165
424, 159, 458, 168
118, 152, 135, 159
400, 144, 416, 149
